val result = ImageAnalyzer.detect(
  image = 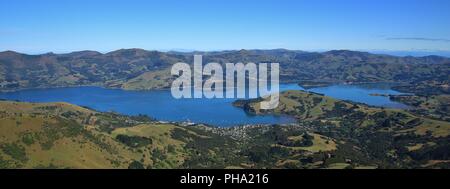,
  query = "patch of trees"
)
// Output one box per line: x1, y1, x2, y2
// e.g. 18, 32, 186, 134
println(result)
170, 128, 192, 143
325, 102, 352, 117
1, 143, 28, 163
128, 160, 144, 169
409, 140, 450, 161
130, 114, 154, 122
243, 145, 290, 165
61, 111, 76, 117
115, 135, 152, 148
260, 126, 314, 147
